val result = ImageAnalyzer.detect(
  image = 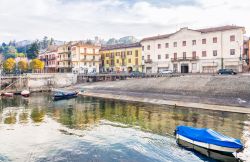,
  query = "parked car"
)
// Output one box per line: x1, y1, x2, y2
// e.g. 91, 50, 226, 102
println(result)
217, 69, 237, 75
129, 71, 145, 78
159, 69, 173, 75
